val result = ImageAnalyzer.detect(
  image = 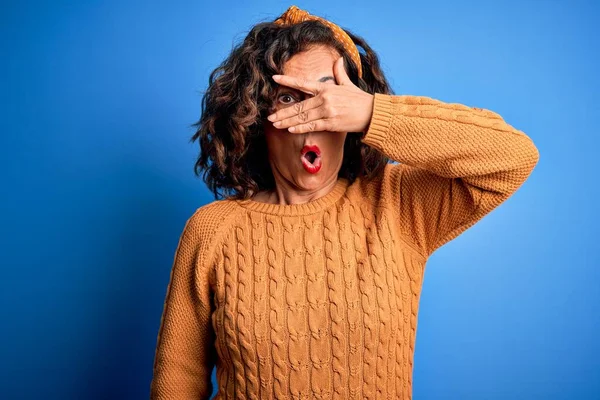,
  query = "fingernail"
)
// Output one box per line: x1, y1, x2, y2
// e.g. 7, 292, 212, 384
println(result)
267, 114, 275, 121
272, 75, 281, 80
